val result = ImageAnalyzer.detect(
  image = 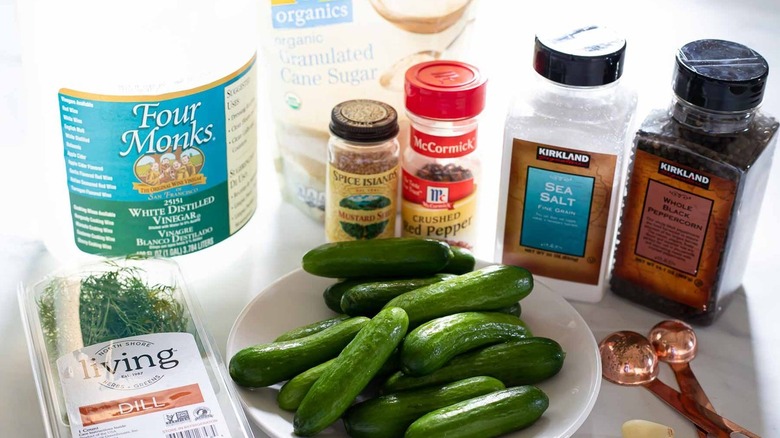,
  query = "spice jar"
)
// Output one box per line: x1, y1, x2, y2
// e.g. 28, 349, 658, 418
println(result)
496, 25, 637, 303
611, 39, 778, 325
401, 60, 487, 250
326, 99, 400, 242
